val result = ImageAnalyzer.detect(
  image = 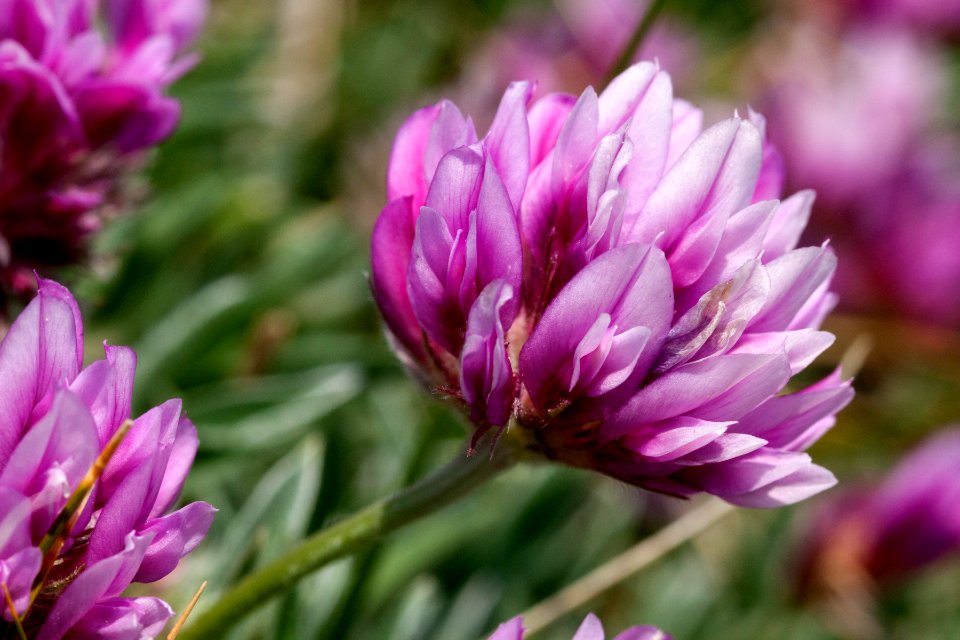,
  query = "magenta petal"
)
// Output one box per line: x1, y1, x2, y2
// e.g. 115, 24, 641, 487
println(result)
387, 103, 440, 203
614, 626, 673, 640
69, 359, 119, 444
674, 432, 768, 465
0, 488, 31, 555
371, 196, 424, 360
659, 260, 771, 369
748, 110, 785, 202
149, 417, 199, 518
684, 200, 778, 298
460, 280, 516, 427
474, 159, 523, 312
552, 86, 599, 197
625, 117, 762, 249
410, 152, 522, 354
666, 199, 733, 288
680, 448, 815, 498
424, 146, 485, 228
763, 190, 814, 262
73, 80, 180, 152
408, 206, 459, 352
521, 244, 673, 410
597, 62, 659, 134
583, 325, 651, 397
0, 389, 98, 536
604, 352, 788, 442
621, 417, 731, 462
107, 0, 207, 53
572, 613, 606, 640
750, 245, 837, 332
104, 344, 137, 438
0, 1, 50, 58
616, 69, 673, 212
135, 501, 215, 582
724, 463, 837, 508
37, 278, 84, 368
528, 92, 576, 167
0, 546, 40, 618
666, 99, 702, 169
0, 488, 39, 615
89, 399, 182, 564
0, 279, 83, 467
100, 398, 182, 507
423, 101, 477, 189
487, 616, 525, 640
732, 329, 835, 375
519, 160, 556, 271
485, 80, 533, 209
690, 352, 791, 422
736, 370, 853, 450
64, 596, 174, 640
787, 279, 837, 331
387, 105, 439, 198
37, 532, 153, 640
